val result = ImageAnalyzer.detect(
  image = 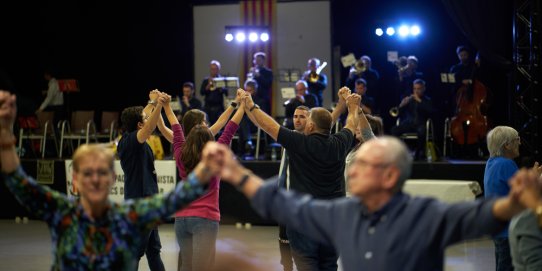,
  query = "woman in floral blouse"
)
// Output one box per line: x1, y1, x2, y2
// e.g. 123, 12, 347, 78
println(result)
0, 90, 216, 271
